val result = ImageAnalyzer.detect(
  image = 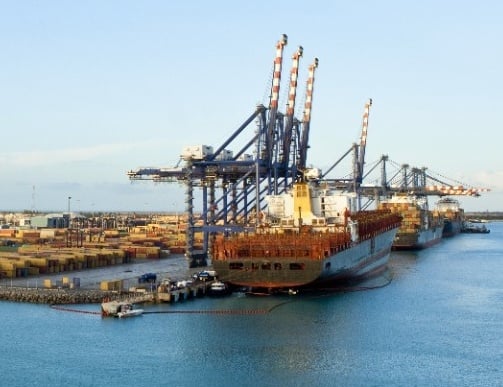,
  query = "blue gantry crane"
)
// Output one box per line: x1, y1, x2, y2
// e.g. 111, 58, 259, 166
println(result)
127, 34, 319, 267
